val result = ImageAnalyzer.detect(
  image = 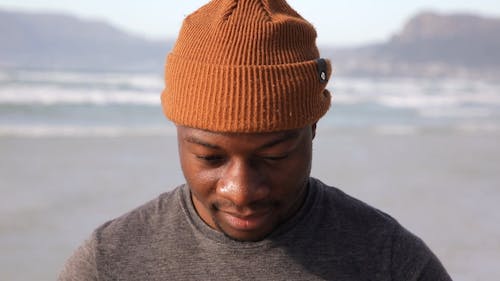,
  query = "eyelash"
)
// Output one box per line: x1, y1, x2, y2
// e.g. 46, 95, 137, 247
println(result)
195, 155, 225, 165
196, 155, 223, 160
262, 154, 289, 161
